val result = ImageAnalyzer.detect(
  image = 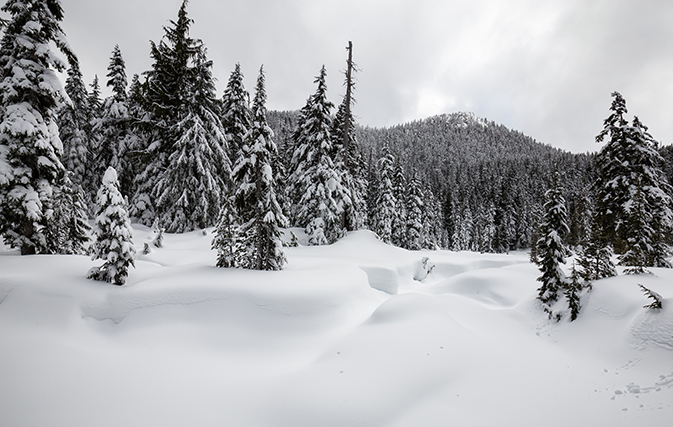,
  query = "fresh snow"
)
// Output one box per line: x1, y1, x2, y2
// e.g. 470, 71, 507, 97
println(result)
1, 227, 672, 426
